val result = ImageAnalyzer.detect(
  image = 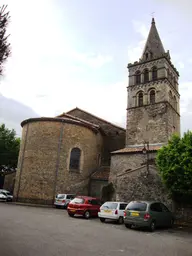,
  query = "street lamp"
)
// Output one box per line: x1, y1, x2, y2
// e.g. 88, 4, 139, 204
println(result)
142, 141, 149, 174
